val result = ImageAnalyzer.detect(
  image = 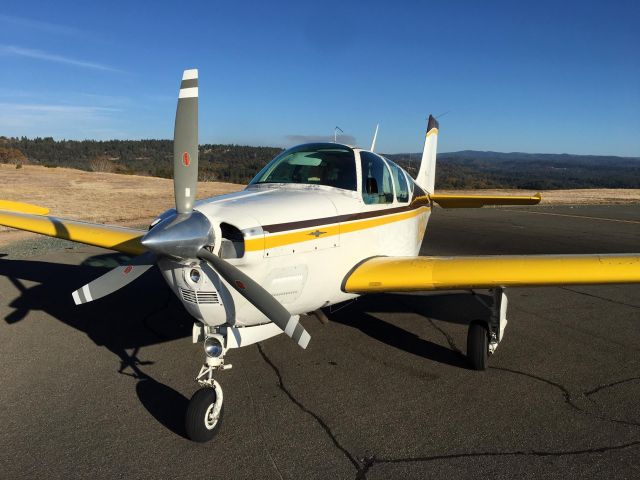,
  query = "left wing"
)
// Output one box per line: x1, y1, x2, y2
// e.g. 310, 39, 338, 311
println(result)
0, 208, 146, 255
343, 254, 640, 293
429, 193, 541, 208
